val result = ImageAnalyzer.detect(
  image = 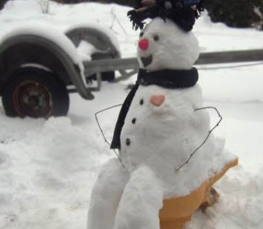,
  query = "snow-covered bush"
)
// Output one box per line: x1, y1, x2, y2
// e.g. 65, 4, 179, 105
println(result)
0, 0, 9, 11
206, 0, 263, 30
